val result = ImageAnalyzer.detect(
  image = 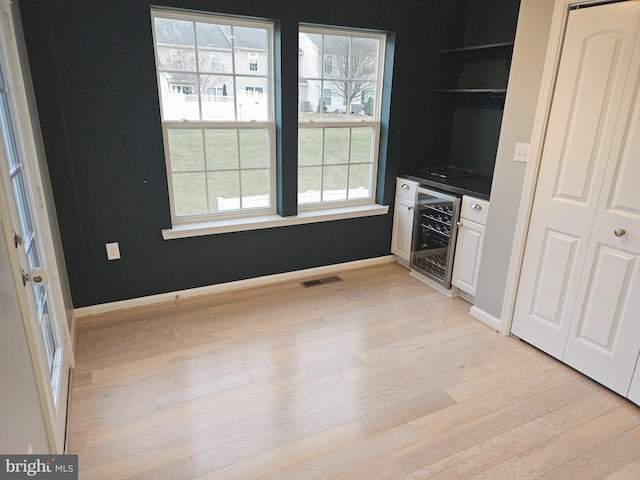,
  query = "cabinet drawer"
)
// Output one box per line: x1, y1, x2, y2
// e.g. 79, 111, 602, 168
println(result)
395, 178, 418, 201
461, 196, 489, 225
